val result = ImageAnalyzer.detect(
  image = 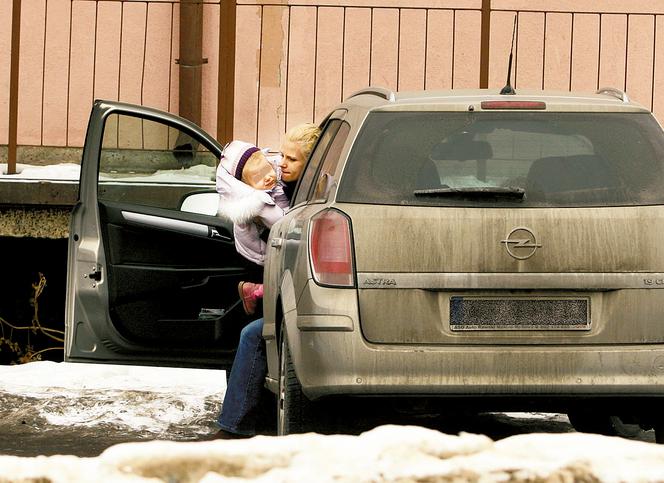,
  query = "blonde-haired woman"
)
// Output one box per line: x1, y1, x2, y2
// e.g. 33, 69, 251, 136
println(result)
210, 123, 321, 439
